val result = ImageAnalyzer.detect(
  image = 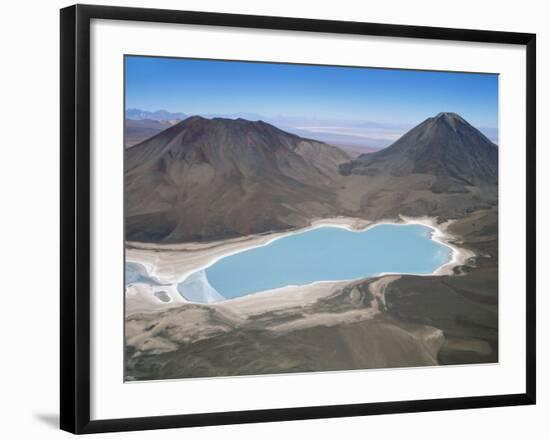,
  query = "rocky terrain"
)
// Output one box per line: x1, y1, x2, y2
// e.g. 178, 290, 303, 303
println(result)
125, 116, 349, 242
126, 113, 497, 243
125, 208, 497, 380
124, 112, 499, 380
